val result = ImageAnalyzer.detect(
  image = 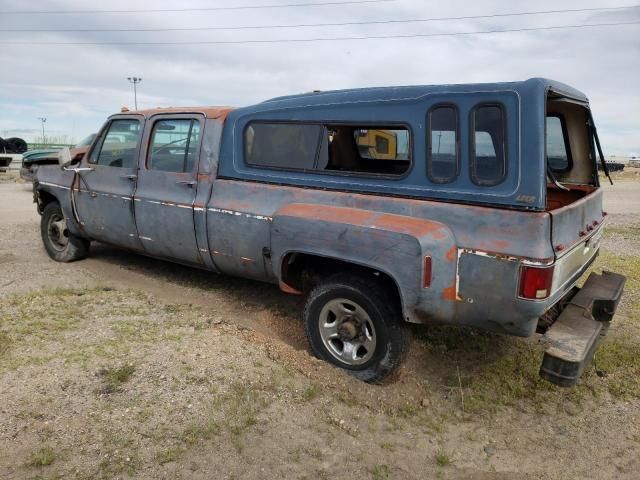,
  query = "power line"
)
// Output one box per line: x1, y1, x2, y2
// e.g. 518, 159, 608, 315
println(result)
0, 0, 395, 15
1, 5, 637, 33
0, 20, 637, 45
